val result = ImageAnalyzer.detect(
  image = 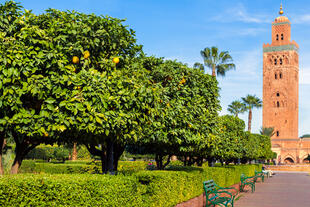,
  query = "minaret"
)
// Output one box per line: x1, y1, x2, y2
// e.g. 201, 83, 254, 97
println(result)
263, 4, 299, 139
